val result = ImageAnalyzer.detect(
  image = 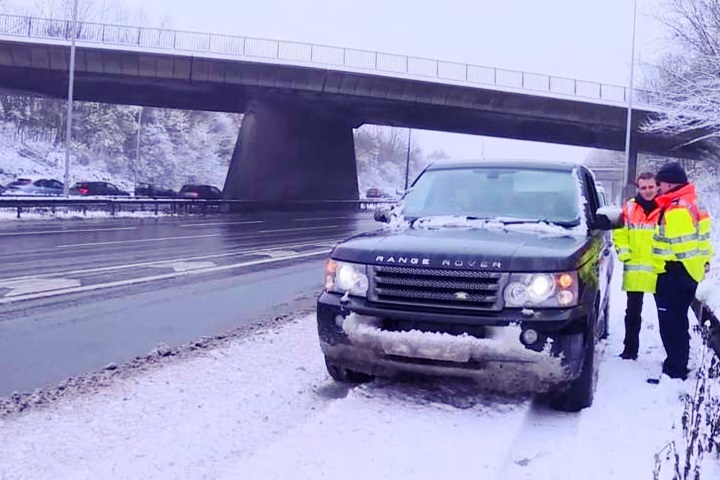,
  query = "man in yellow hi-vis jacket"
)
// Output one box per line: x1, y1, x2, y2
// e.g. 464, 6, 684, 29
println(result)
653, 162, 713, 380
614, 172, 660, 360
